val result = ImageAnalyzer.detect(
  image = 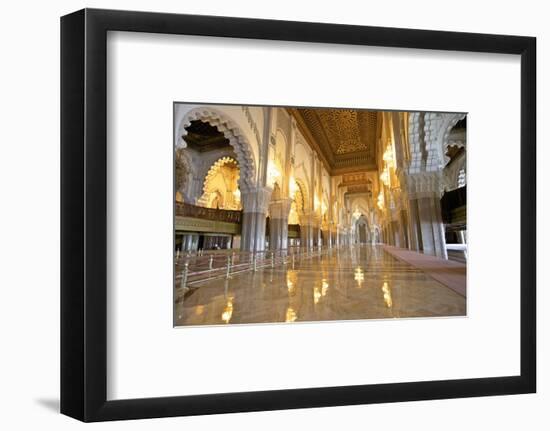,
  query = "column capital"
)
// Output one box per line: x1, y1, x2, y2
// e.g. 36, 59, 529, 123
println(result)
269, 197, 292, 219
299, 211, 318, 226
241, 186, 273, 214
405, 171, 443, 199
